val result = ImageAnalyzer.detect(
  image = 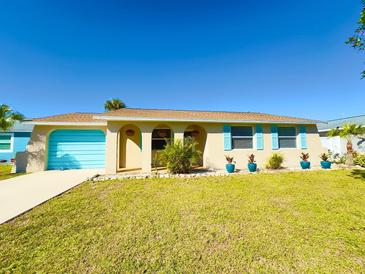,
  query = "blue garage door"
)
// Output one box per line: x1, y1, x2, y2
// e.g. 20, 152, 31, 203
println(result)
48, 130, 106, 170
